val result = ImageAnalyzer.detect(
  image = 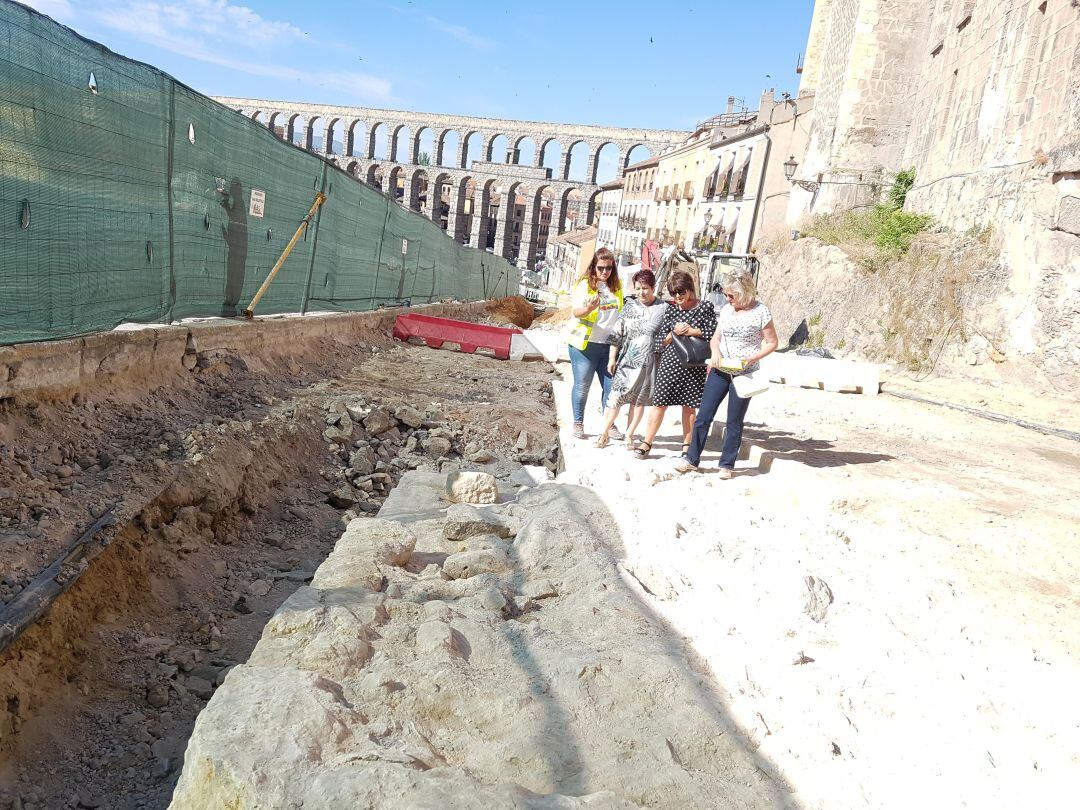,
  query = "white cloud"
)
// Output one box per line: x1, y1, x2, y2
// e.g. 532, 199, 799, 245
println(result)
79, 0, 394, 103
19, 0, 76, 23
420, 13, 494, 49
94, 0, 305, 51
389, 5, 494, 49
